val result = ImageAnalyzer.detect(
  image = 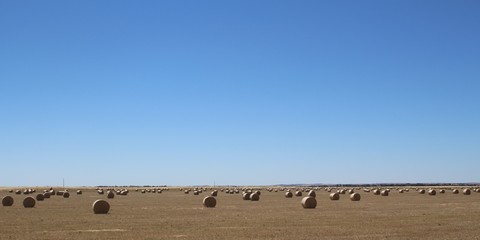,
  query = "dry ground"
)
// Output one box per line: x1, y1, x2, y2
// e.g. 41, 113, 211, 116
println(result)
1, 187, 480, 239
